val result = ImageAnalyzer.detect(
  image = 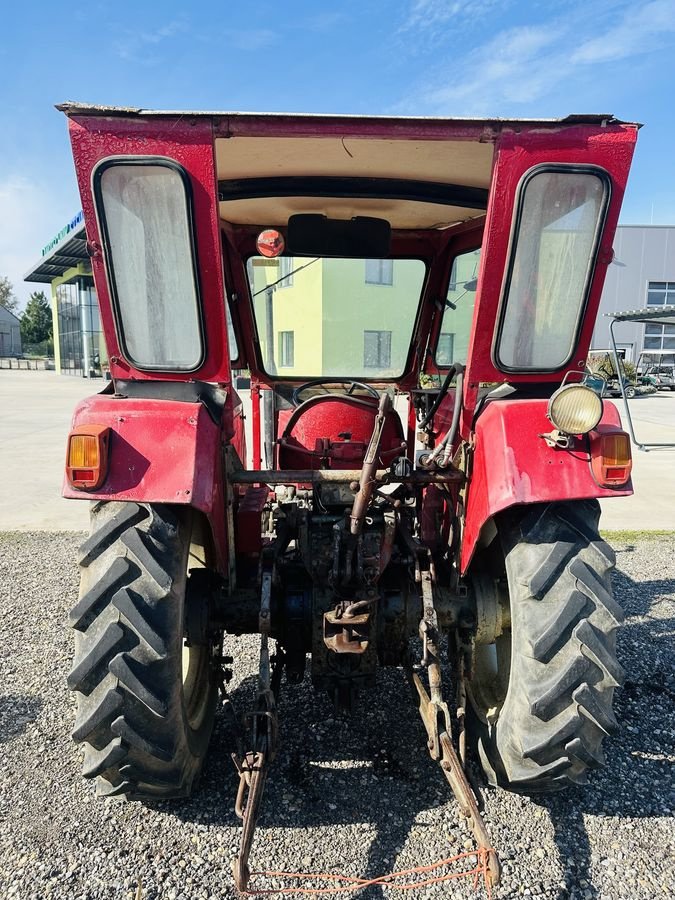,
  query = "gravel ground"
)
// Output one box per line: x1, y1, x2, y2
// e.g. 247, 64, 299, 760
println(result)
0, 532, 673, 900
